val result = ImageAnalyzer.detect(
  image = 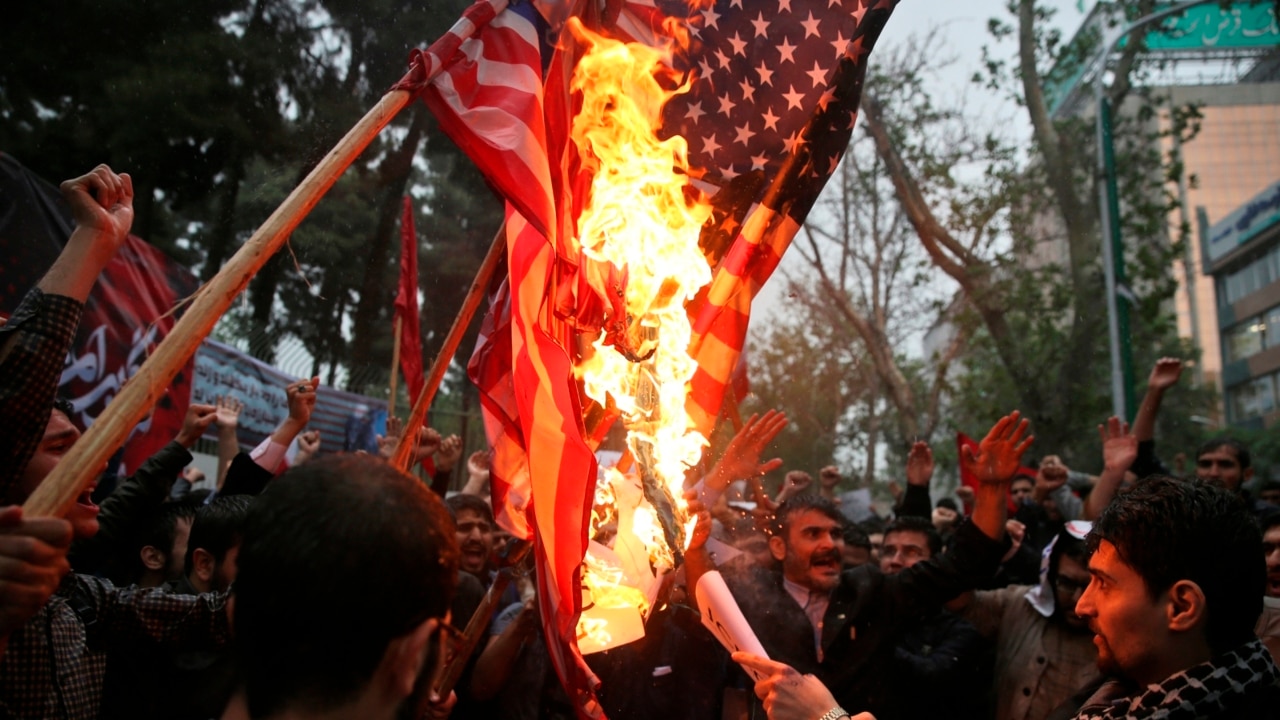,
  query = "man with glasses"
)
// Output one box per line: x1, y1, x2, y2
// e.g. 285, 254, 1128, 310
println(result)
952, 521, 1100, 720
222, 454, 460, 720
